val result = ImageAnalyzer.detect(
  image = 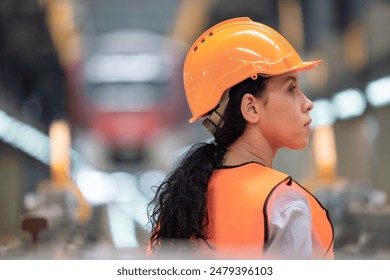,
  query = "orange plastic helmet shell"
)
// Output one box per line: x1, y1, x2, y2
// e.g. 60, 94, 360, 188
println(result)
183, 17, 322, 123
